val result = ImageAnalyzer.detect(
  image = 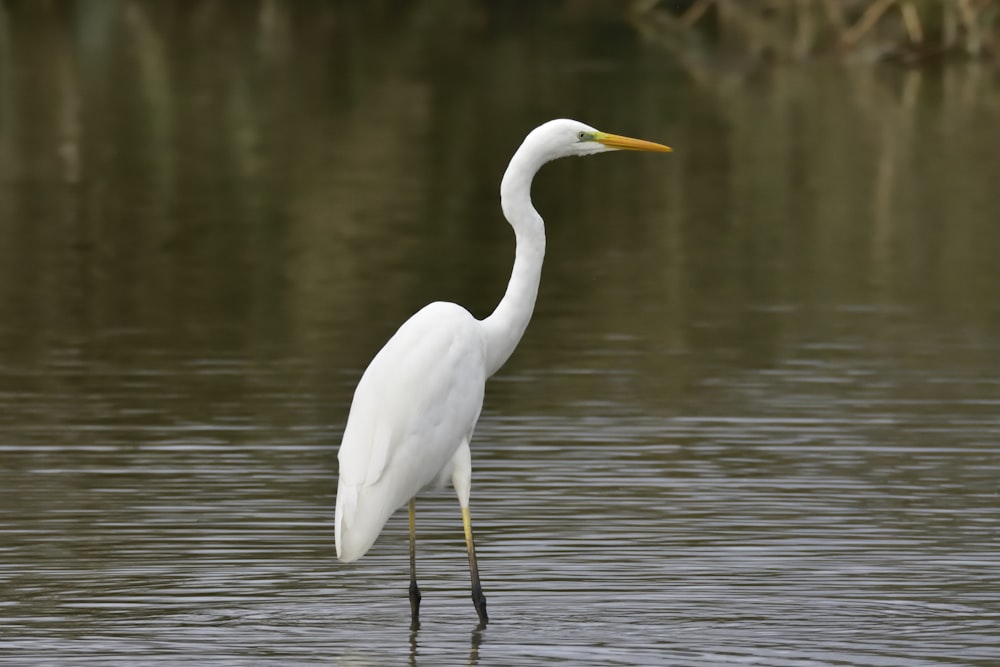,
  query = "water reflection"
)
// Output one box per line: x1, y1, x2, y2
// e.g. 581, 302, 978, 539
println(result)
1, 2, 999, 666
408, 626, 483, 667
